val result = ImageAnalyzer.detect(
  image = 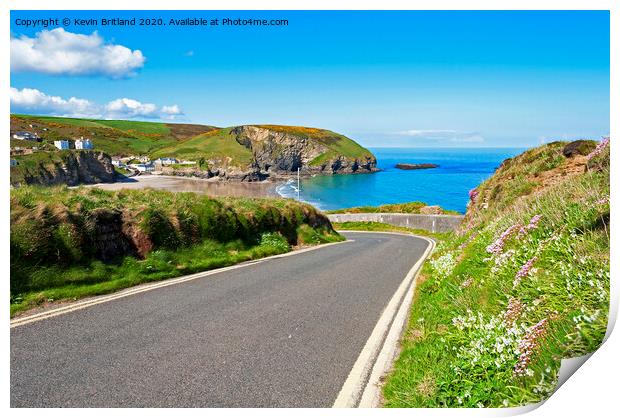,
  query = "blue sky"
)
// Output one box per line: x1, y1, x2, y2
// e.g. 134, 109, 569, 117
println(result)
10, 10, 609, 148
